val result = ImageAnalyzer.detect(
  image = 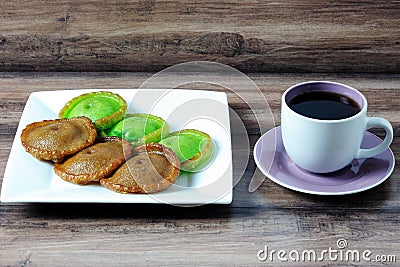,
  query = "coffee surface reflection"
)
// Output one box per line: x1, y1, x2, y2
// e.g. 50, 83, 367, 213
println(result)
288, 91, 361, 120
